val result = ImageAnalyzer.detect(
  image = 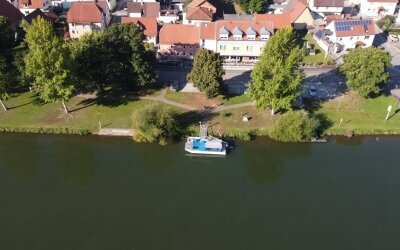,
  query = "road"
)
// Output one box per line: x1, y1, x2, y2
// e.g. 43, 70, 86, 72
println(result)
156, 67, 346, 99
